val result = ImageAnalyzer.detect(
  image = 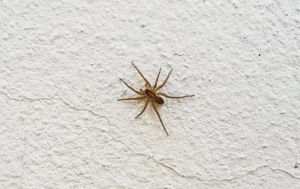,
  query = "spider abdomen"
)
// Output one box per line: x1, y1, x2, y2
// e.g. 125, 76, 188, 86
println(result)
154, 96, 164, 104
